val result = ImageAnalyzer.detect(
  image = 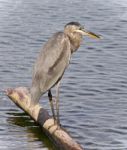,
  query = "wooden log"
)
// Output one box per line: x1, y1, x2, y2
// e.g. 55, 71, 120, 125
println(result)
6, 87, 84, 150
